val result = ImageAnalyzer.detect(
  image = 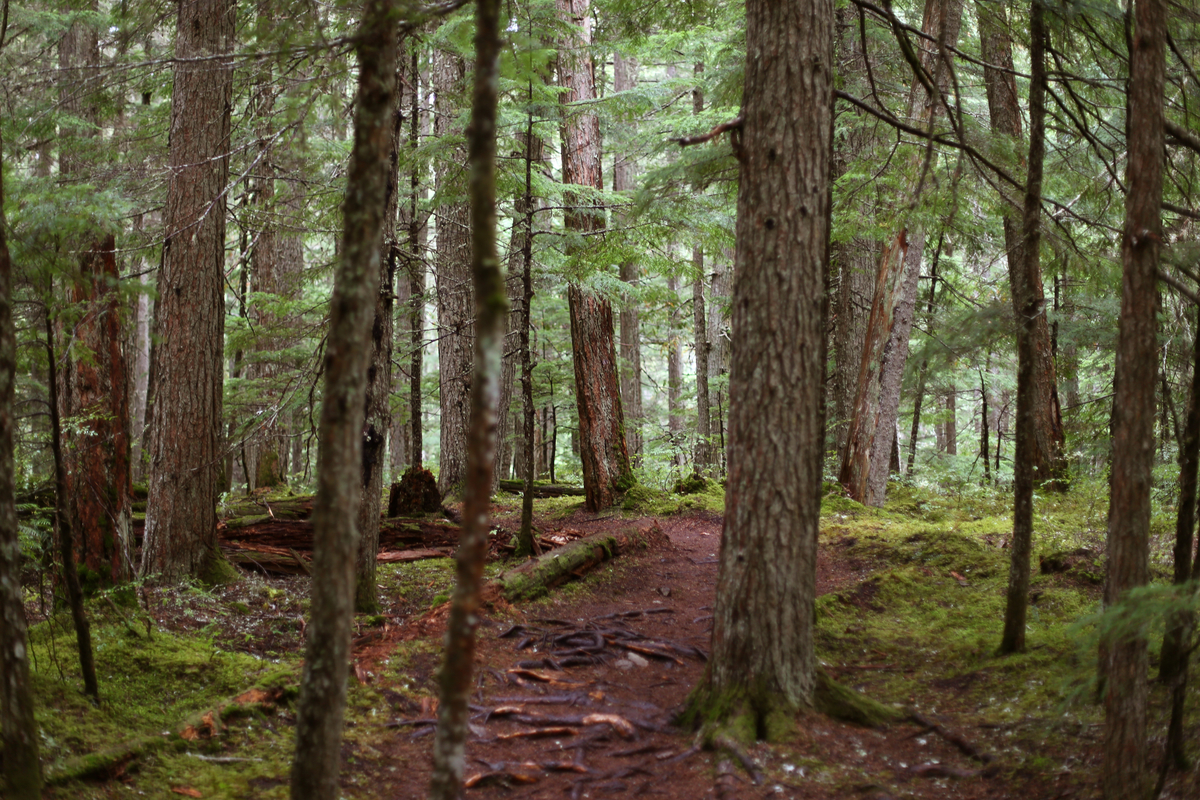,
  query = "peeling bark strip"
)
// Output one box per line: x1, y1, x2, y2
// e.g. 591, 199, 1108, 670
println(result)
141, 0, 234, 582
557, 0, 633, 512
428, 0, 505, 795
694, 0, 833, 724
1103, 0, 1164, 796
838, 0, 963, 507
288, 2, 397, 798
0, 128, 42, 800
